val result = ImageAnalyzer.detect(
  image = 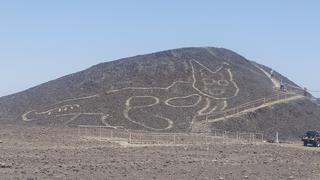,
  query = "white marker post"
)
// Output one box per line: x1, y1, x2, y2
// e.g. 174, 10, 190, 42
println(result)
276, 131, 279, 143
